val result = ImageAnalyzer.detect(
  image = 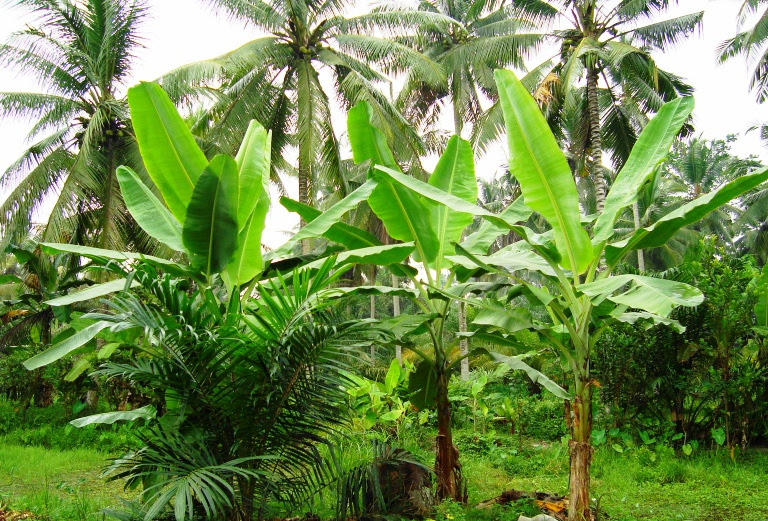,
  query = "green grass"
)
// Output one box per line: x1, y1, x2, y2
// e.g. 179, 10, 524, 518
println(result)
0, 444, 129, 520
1, 431, 767, 521
394, 426, 768, 521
